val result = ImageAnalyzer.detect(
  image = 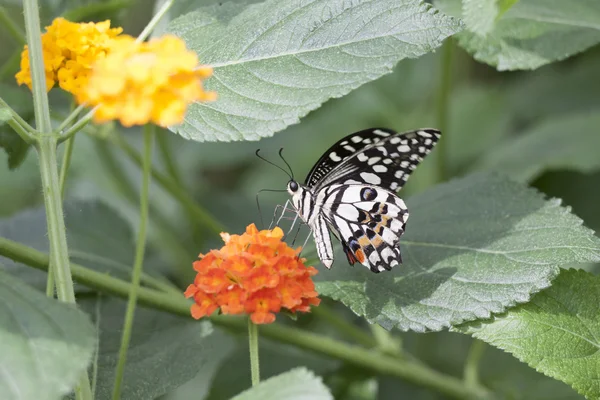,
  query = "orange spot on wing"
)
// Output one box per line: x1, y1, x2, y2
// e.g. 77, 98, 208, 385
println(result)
355, 249, 365, 263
